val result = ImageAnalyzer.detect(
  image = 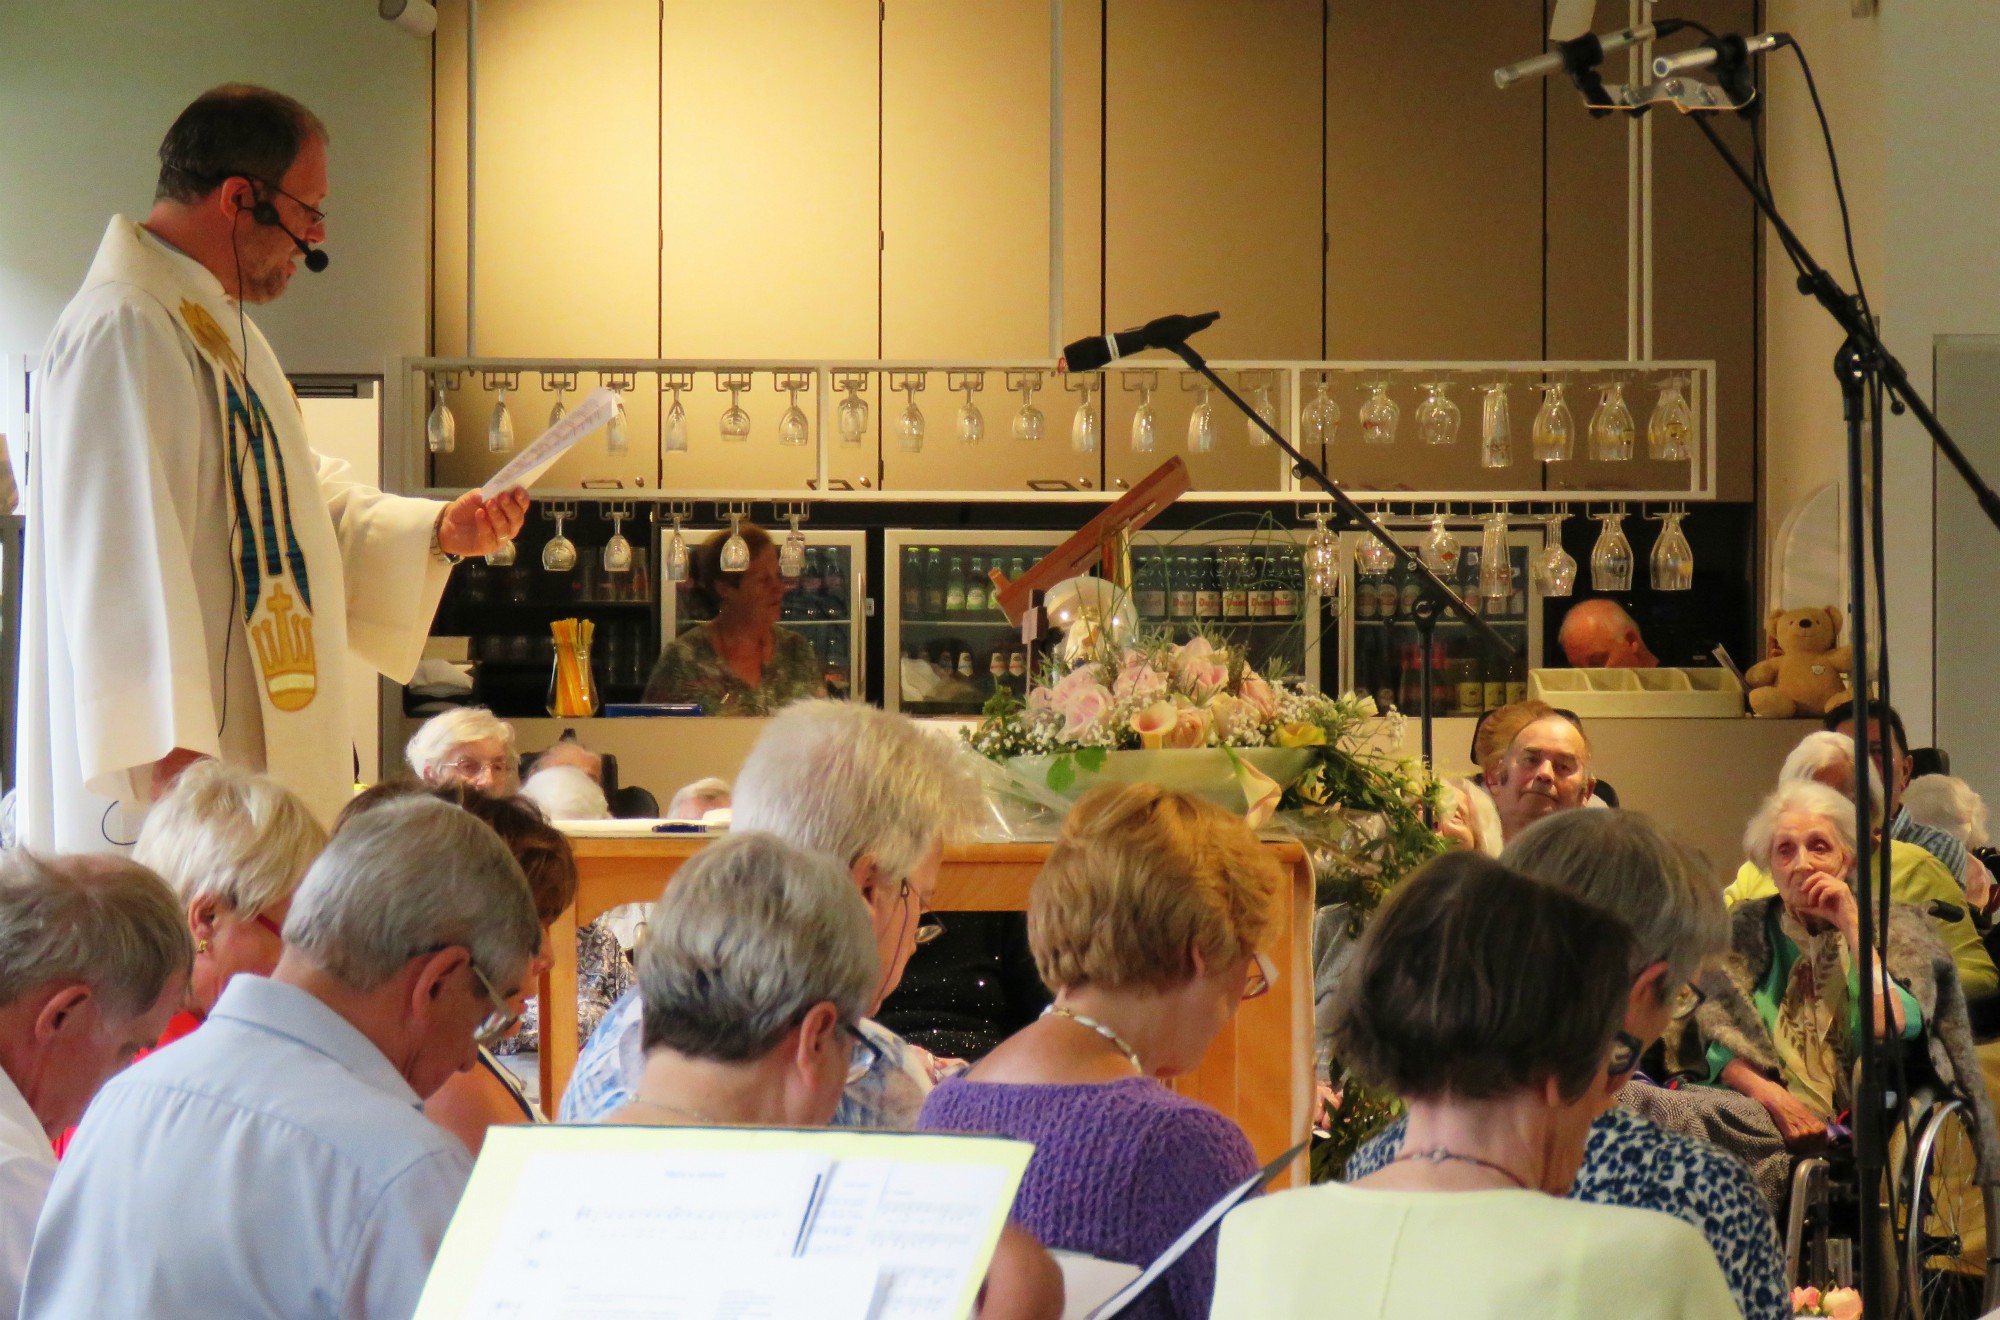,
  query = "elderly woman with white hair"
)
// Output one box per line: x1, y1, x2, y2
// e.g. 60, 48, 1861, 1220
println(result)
1903, 775, 1996, 913
405, 706, 519, 796
130, 761, 326, 1048
1724, 730, 1996, 999
1666, 781, 1997, 1181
